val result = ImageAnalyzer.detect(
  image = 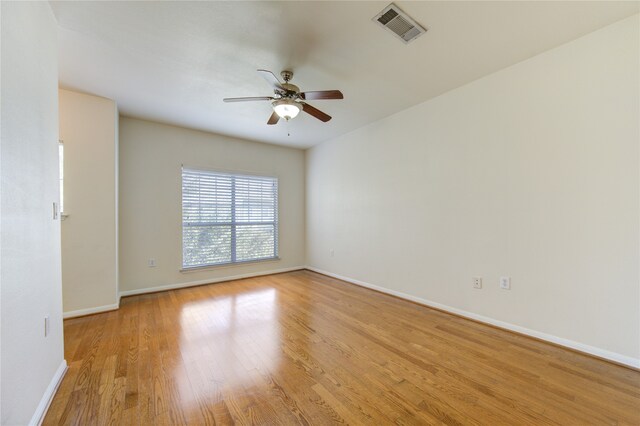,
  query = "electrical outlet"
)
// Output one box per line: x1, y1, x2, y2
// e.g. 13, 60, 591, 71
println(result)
44, 316, 50, 337
148, 258, 156, 267
473, 277, 482, 289
500, 276, 511, 290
